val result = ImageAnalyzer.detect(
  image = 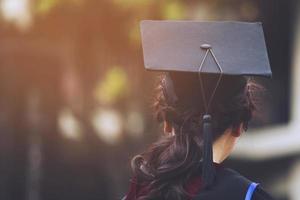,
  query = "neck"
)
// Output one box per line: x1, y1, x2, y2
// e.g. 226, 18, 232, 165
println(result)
212, 129, 237, 163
